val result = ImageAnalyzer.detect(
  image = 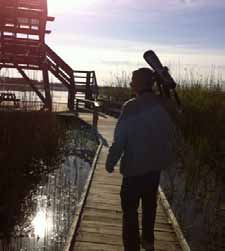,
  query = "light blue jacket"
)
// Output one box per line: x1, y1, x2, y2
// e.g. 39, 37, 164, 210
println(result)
106, 92, 177, 177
